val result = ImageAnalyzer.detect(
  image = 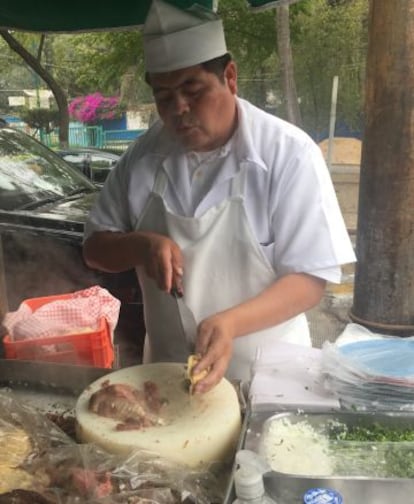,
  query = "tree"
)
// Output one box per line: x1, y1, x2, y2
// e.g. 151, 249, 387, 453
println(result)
52, 31, 151, 109
292, 0, 368, 139
0, 29, 148, 146
0, 30, 70, 147
276, 3, 302, 125
0, 1, 367, 145
20, 107, 60, 134
219, 0, 311, 119
0, 39, 34, 113
219, 0, 278, 109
